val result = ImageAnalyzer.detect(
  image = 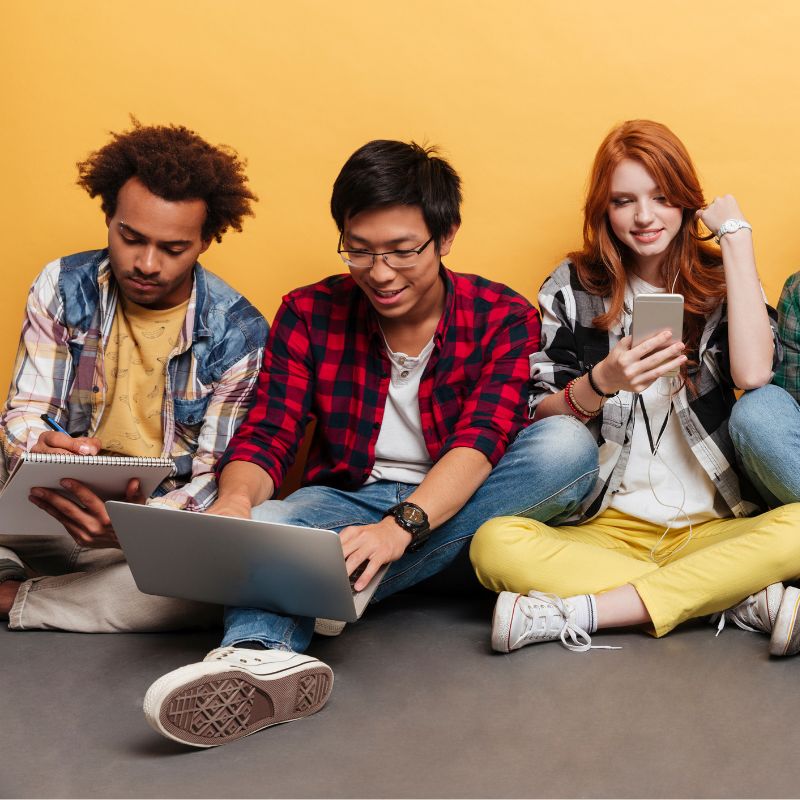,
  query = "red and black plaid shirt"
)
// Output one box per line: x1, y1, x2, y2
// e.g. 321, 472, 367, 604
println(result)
217, 267, 540, 491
